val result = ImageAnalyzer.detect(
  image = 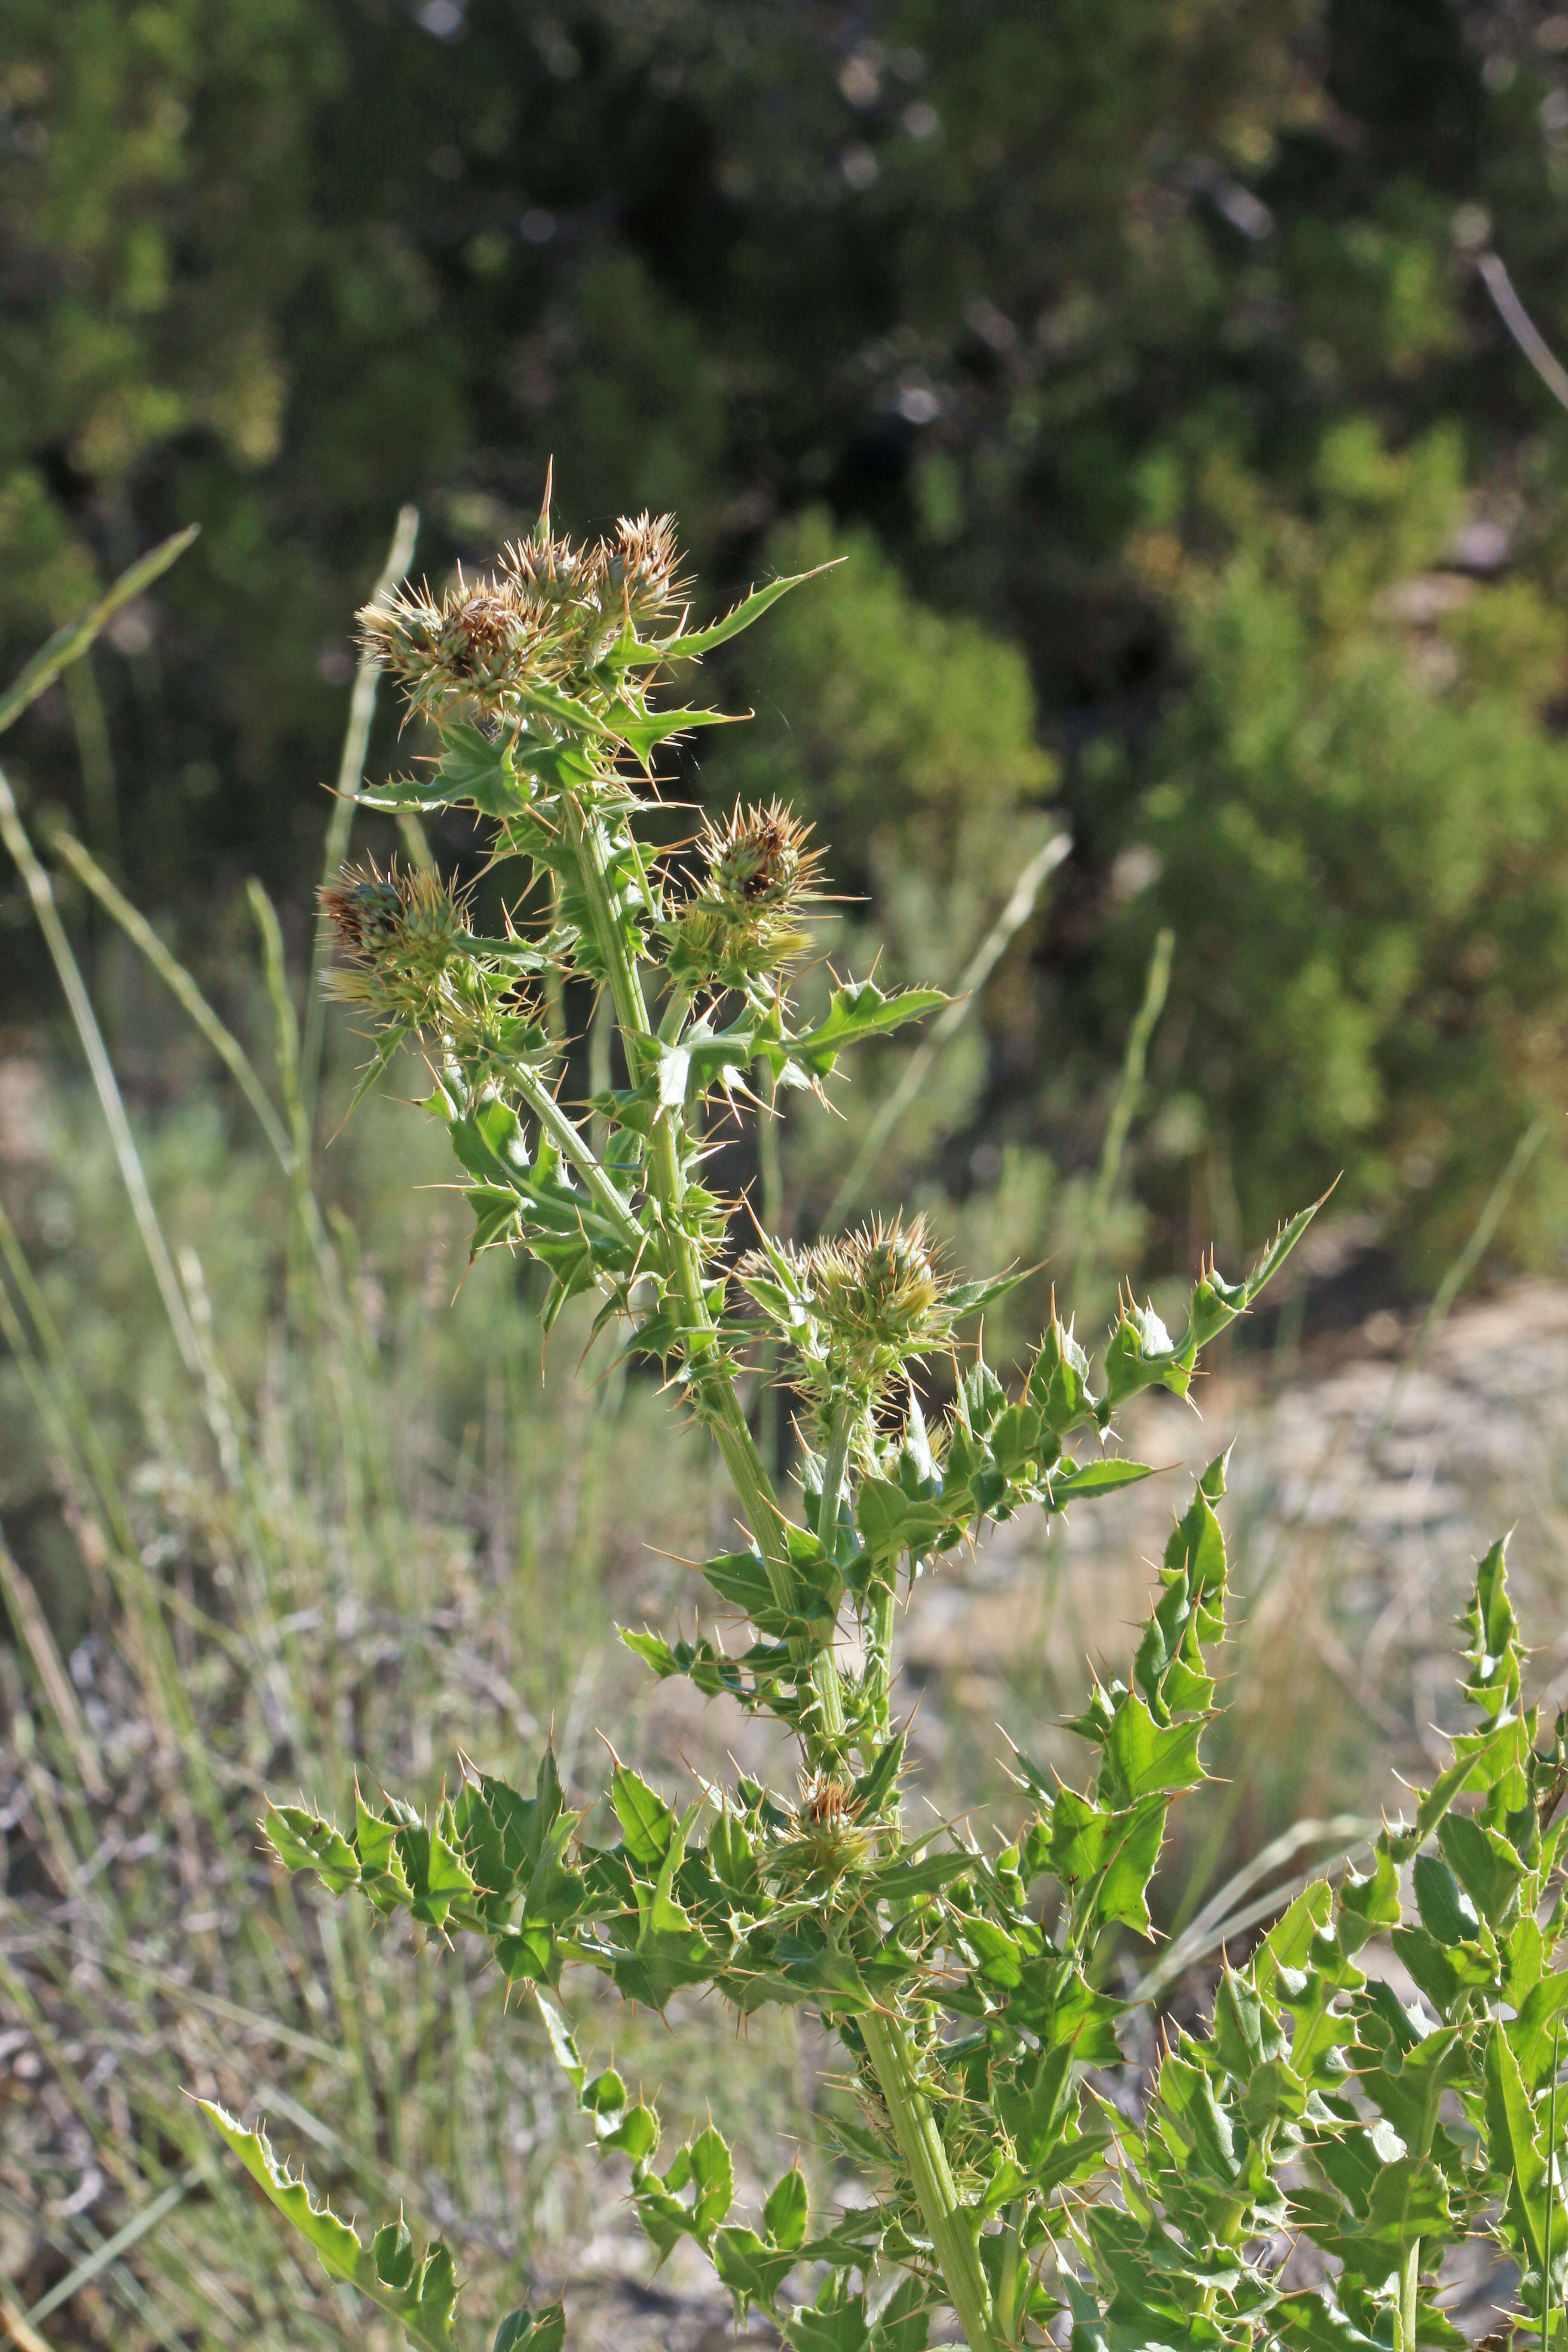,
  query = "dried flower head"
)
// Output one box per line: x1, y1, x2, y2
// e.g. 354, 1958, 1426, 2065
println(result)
499, 528, 598, 612
357, 572, 551, 723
